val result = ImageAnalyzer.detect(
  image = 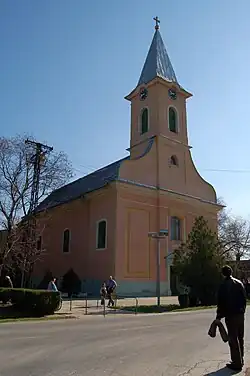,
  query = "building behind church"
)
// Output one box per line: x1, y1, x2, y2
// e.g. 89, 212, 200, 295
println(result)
33, 19, 222, 296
